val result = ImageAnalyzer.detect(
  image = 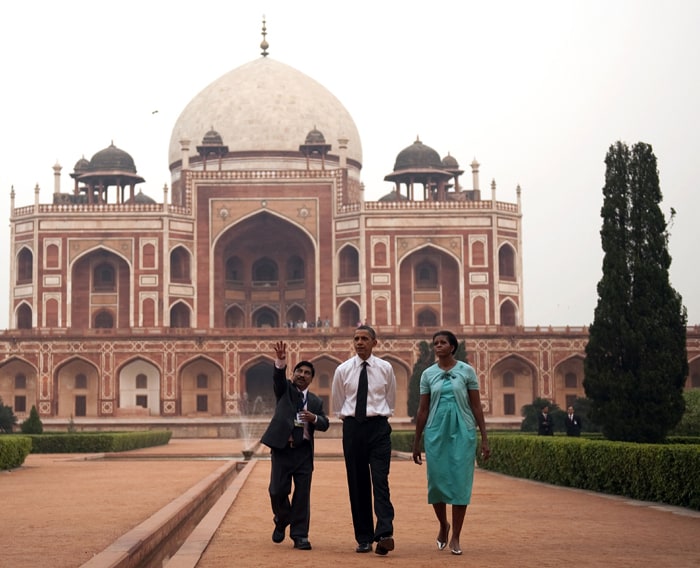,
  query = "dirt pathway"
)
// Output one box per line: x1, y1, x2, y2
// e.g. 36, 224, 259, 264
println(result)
2, 439, 698, 568
198, 457, 700, 568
